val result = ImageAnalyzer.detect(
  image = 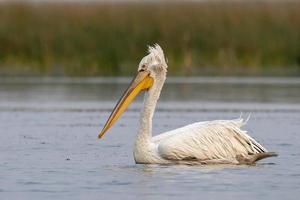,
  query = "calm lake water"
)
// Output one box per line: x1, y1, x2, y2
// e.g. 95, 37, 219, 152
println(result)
0, 77, 300, 200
